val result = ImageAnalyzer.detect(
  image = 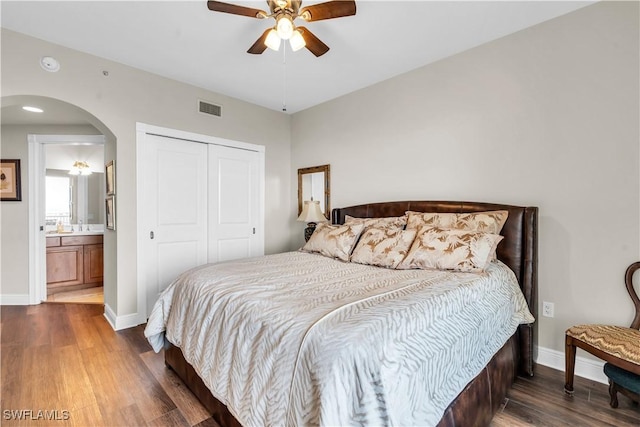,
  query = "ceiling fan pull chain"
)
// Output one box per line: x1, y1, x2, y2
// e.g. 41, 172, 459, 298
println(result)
282, 46, 287, 112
